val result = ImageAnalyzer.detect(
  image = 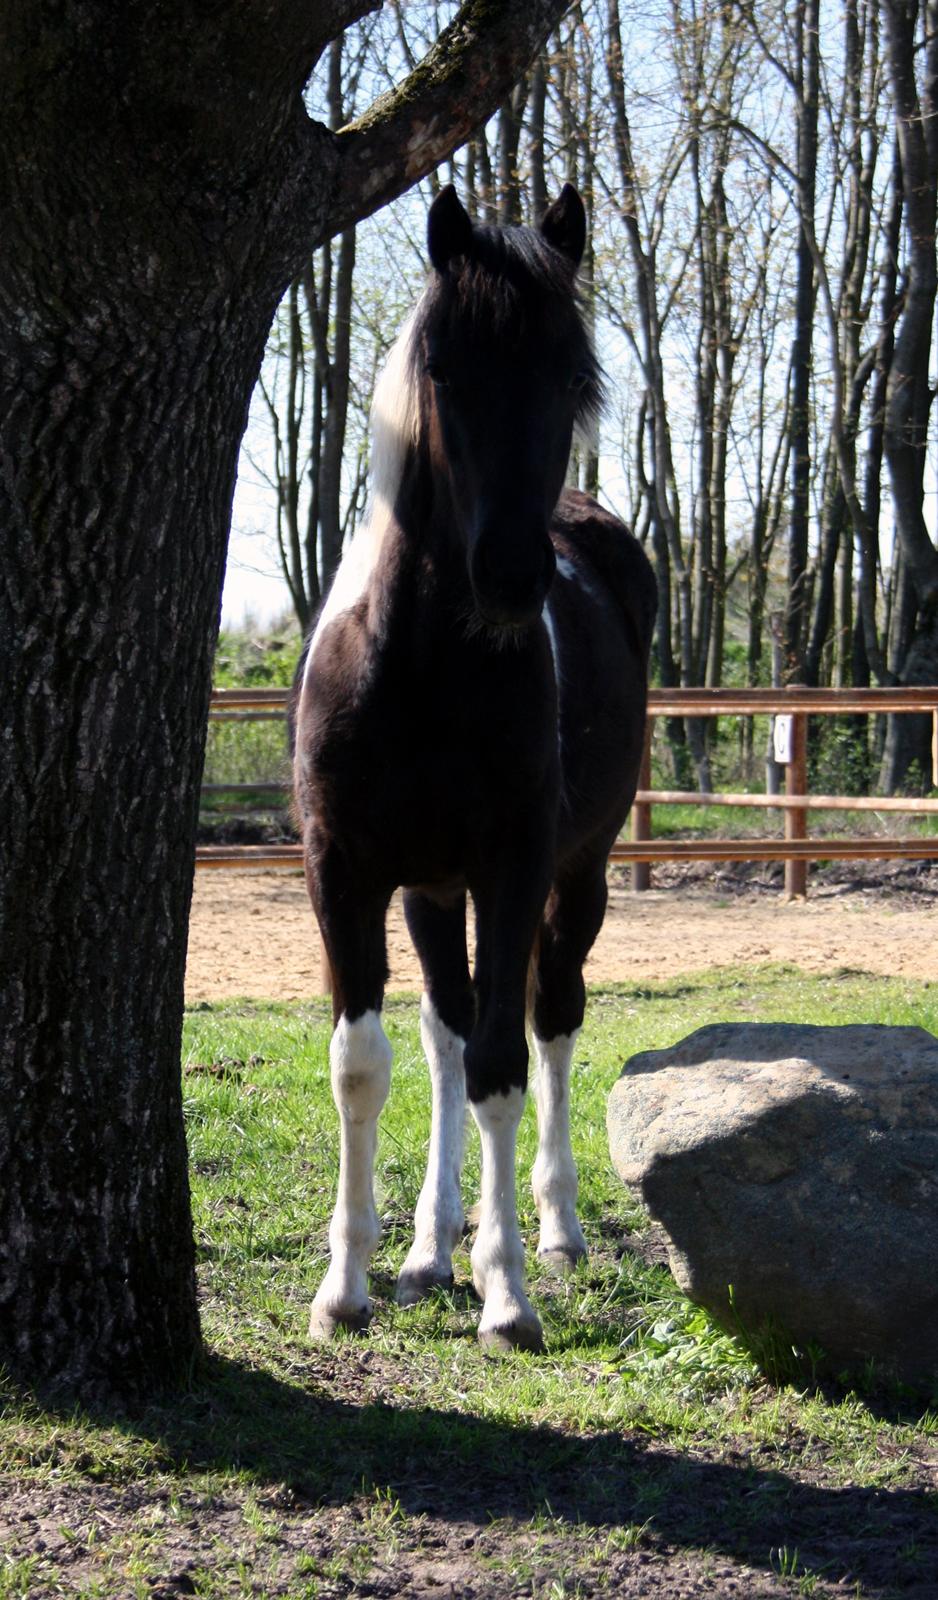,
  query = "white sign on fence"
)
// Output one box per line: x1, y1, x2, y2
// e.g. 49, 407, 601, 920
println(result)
773, 714, 794, 765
